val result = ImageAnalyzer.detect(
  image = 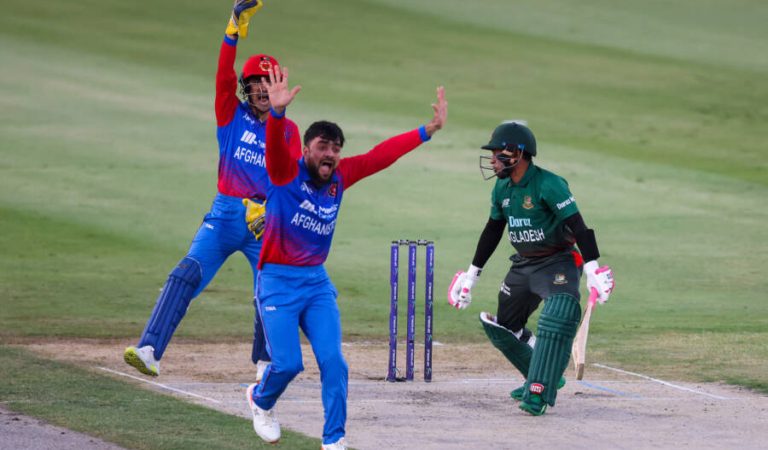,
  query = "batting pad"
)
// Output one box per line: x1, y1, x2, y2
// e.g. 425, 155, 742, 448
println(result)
480, 312, 533, 378
524, 294, 580, 406
140, 257, 202, 360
